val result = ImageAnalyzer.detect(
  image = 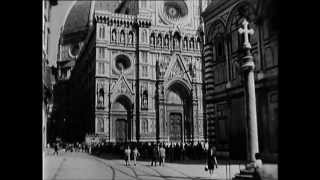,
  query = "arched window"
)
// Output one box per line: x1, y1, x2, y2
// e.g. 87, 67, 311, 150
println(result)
215, 34, 225, 60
